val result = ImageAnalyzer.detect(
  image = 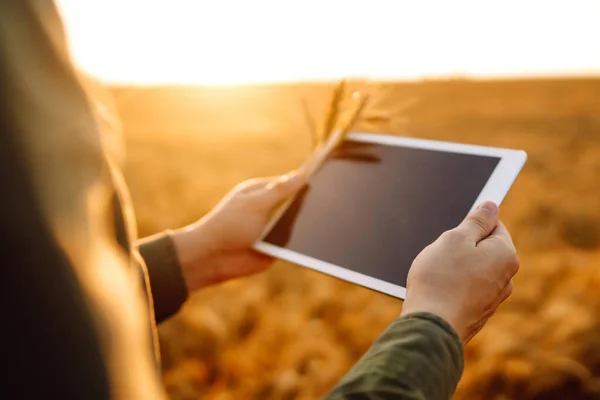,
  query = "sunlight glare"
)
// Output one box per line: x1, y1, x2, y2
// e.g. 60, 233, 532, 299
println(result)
56, 0, 600, 85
